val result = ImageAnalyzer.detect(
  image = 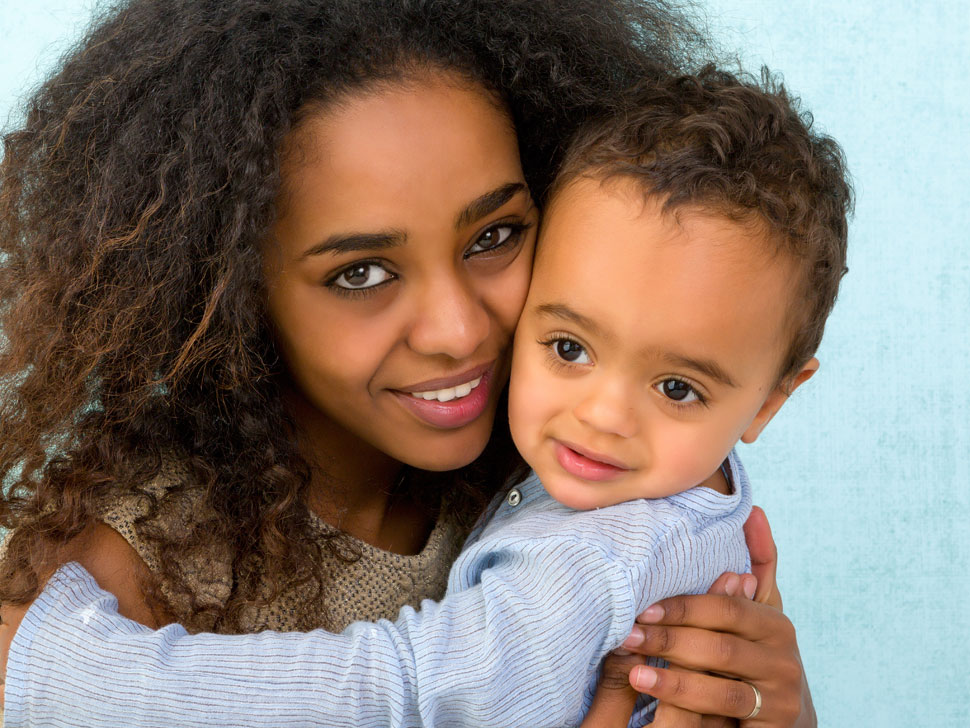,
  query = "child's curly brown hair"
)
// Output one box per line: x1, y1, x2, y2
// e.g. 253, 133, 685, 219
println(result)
0, 0, 710, 631
554, 65, 853, 385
